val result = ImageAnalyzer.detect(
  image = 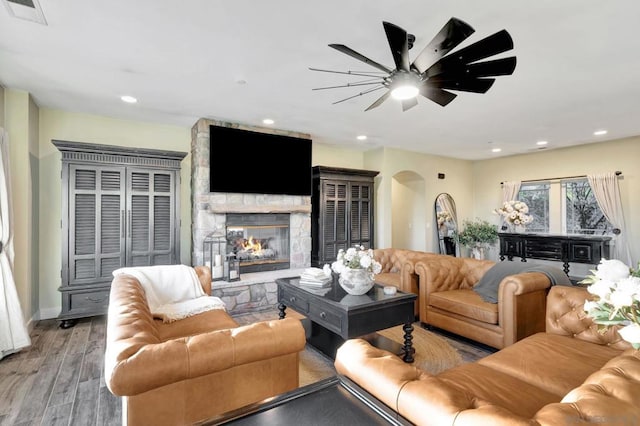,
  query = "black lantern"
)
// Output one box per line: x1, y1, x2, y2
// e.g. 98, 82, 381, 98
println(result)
224, 254, 240, 282
203, 233, 225, 281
